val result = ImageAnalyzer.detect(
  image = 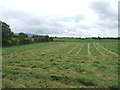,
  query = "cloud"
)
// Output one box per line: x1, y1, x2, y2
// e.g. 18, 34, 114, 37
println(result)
0, 0, 118, 37
90, 1, 118, 37
0, 5, 85, 36
90, 2, 117, 20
